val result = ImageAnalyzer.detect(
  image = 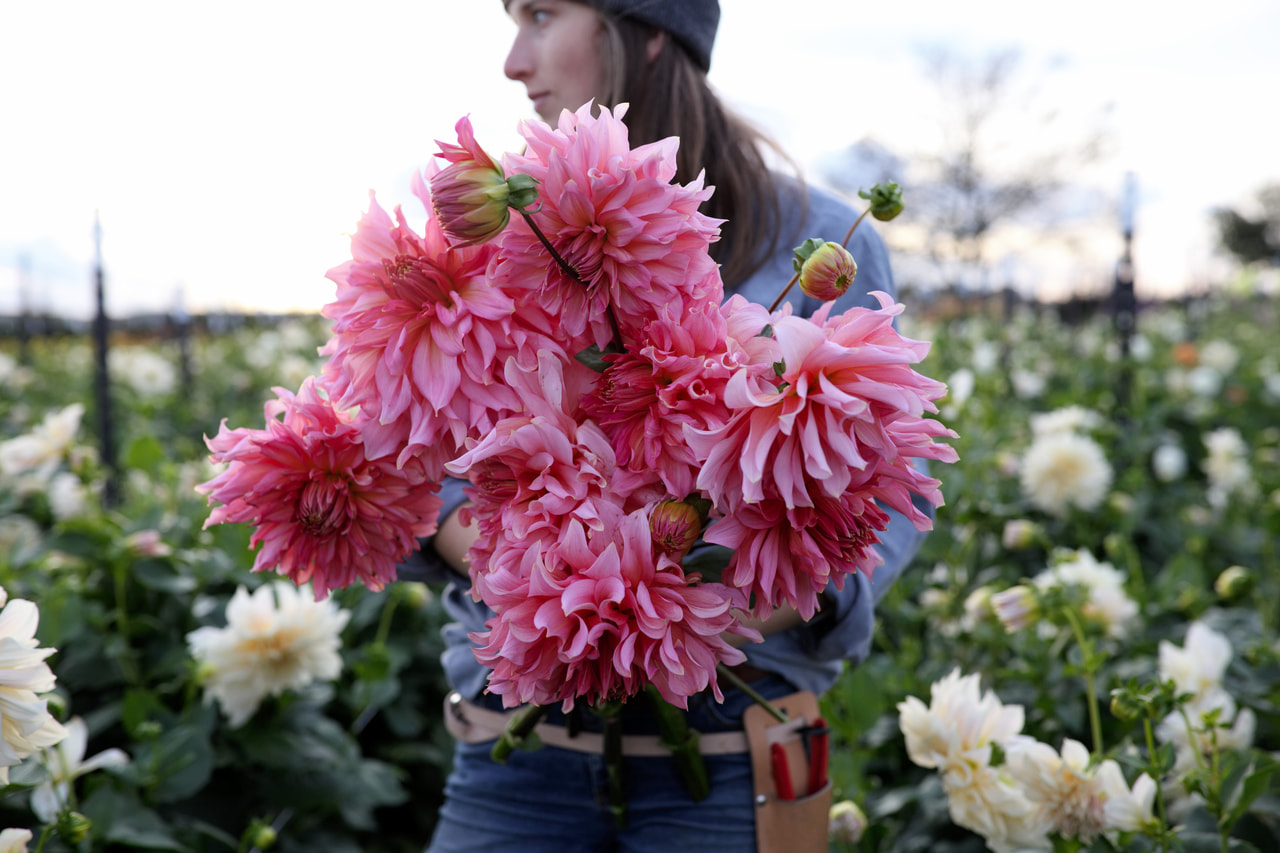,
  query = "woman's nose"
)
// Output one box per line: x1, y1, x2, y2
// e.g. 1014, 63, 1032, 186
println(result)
504, 32, 532, 82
